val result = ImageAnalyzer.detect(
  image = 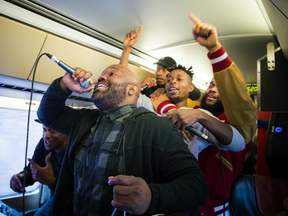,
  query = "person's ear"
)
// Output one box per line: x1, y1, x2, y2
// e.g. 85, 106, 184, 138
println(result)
189, 84, 194, 93
128, 84, 138, 96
